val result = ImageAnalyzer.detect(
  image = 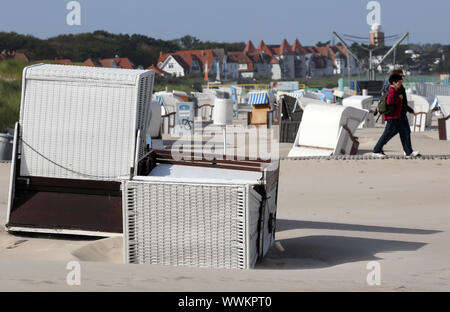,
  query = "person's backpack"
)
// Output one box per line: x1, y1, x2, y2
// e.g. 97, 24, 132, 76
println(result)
375, 91, 395, 122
